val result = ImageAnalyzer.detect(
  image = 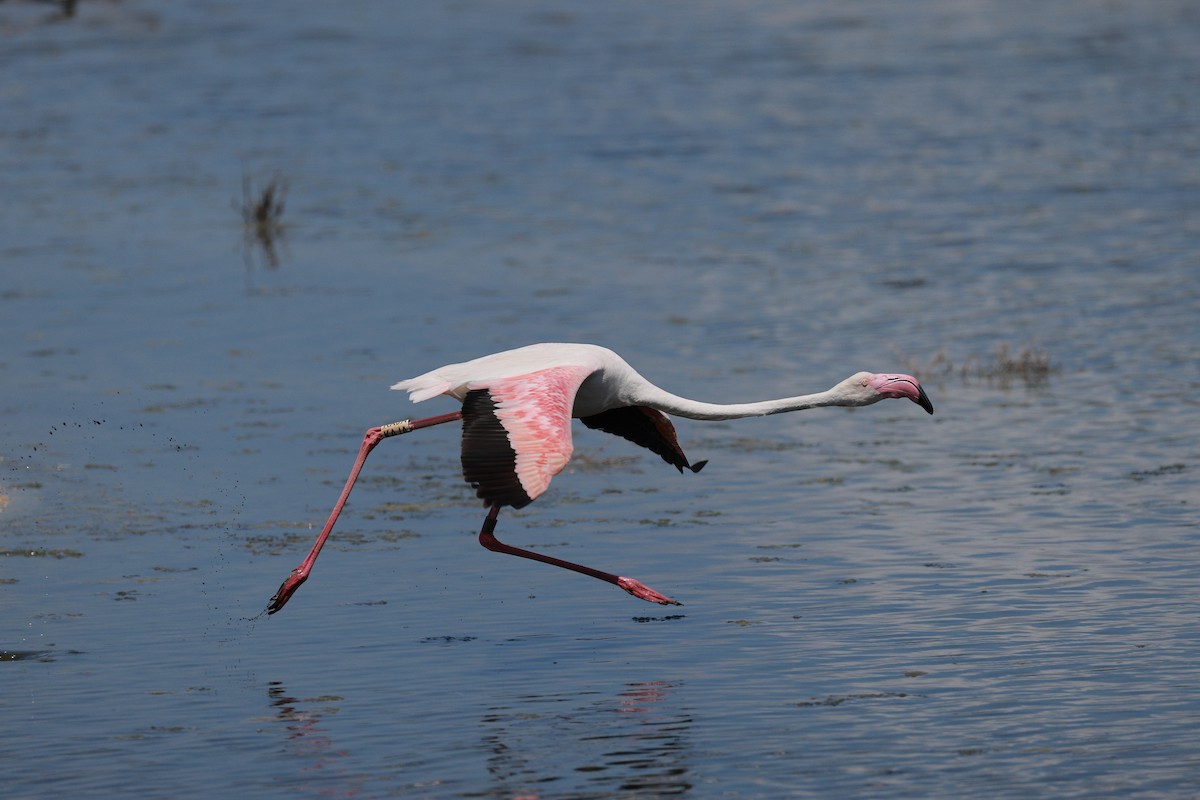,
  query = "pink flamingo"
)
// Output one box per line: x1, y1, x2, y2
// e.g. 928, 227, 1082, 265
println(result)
267, 343, 933, 613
